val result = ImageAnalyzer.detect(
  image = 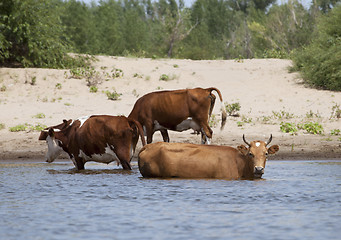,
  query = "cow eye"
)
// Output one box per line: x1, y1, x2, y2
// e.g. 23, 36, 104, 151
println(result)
248, 152, 254, 157
265, 152, 268, 156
